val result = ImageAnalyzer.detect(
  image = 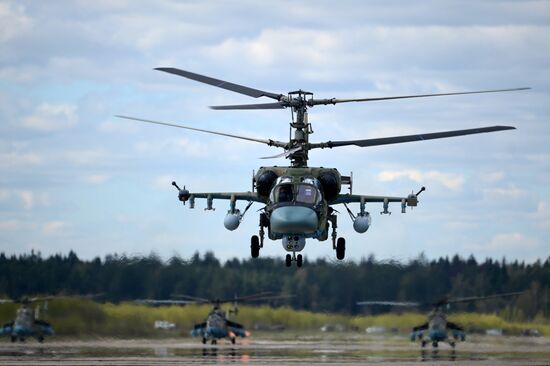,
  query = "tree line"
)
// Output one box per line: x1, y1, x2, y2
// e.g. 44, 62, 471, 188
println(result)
0, 251, 548, 321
